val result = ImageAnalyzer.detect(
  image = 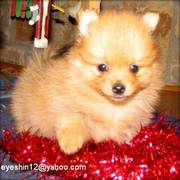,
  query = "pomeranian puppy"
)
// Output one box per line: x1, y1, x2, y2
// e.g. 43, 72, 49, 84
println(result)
11, 10, 163, 154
